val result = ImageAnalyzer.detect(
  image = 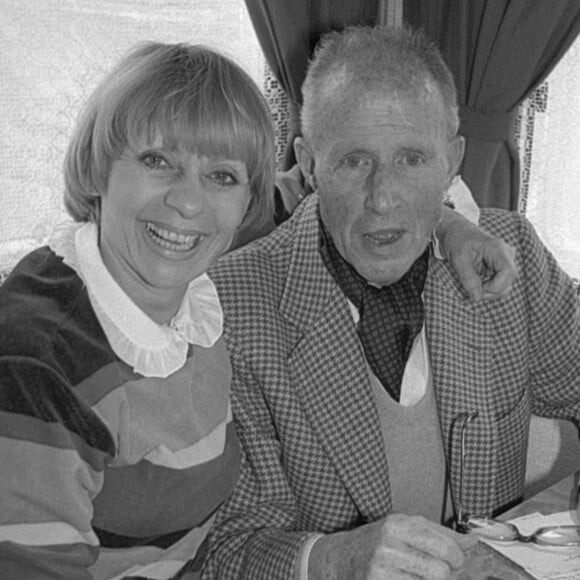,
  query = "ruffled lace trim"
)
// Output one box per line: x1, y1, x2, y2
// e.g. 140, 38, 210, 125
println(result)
49, 221, 223, 378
